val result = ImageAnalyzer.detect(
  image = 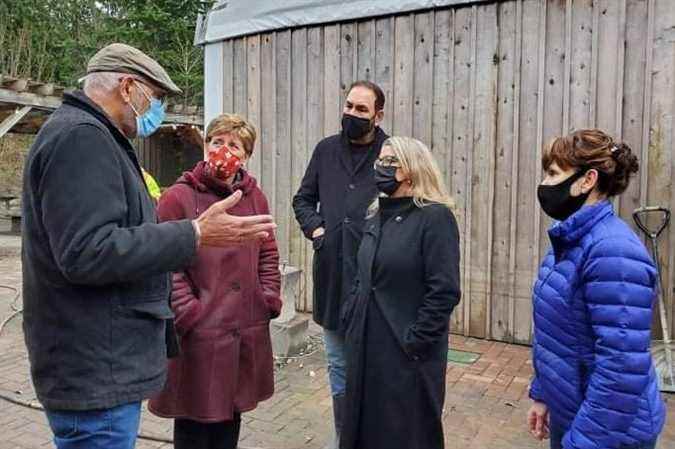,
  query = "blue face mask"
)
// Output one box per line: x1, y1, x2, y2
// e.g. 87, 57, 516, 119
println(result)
129, 82, 165, 138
